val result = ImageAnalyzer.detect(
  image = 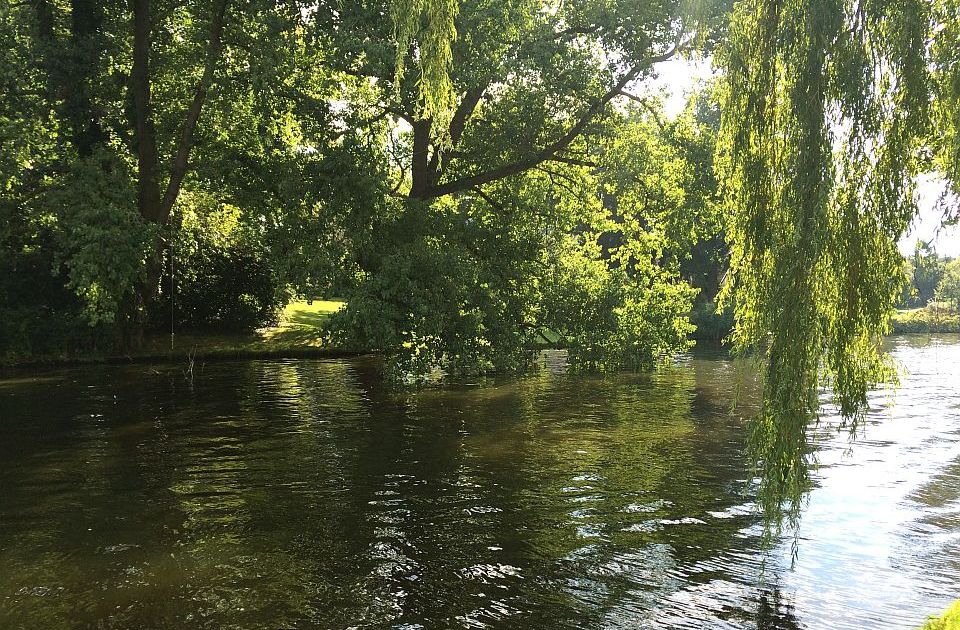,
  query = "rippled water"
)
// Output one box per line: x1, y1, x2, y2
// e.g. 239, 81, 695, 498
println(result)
0, 335, 958, 629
